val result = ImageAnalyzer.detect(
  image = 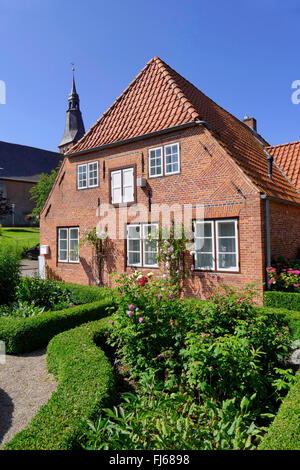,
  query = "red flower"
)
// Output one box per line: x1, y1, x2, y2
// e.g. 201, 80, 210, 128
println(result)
137, 276, 148, 287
